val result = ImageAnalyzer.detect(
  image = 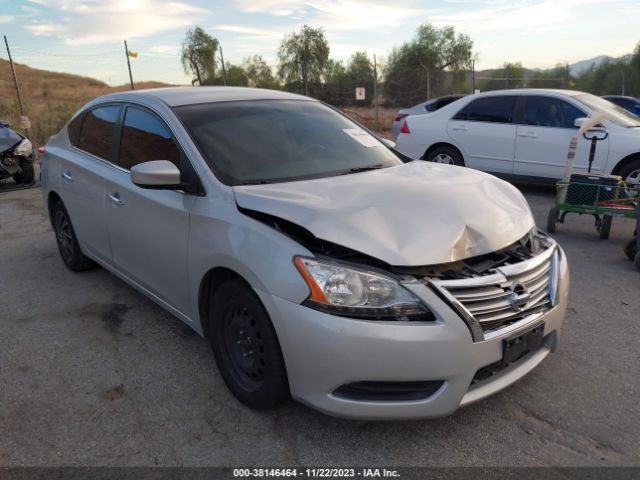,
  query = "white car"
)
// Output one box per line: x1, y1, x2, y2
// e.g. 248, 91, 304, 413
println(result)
396, 89, 640, 187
